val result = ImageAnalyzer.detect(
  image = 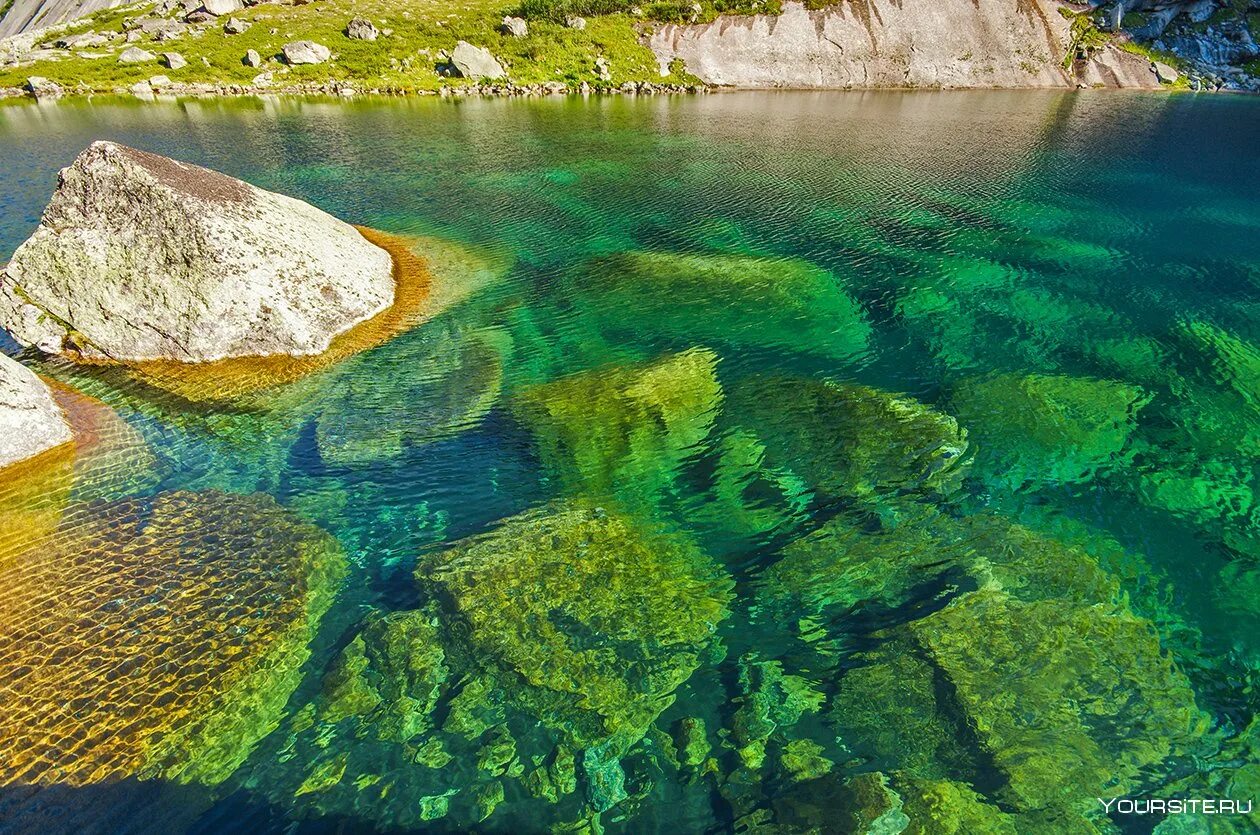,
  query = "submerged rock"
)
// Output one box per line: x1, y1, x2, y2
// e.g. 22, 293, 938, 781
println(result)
316, 324, 509, 467
577, 251, 871, 362
512, 348, 723, 502
949, 372, 1147, 489
0, 141, 394, 363
418, 502, 732, 752
912, 588, 1207, 814
0, 352, 72, 470
321, 610, 449, 743
0, 490, 345, 787
729, 375, 971, 504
